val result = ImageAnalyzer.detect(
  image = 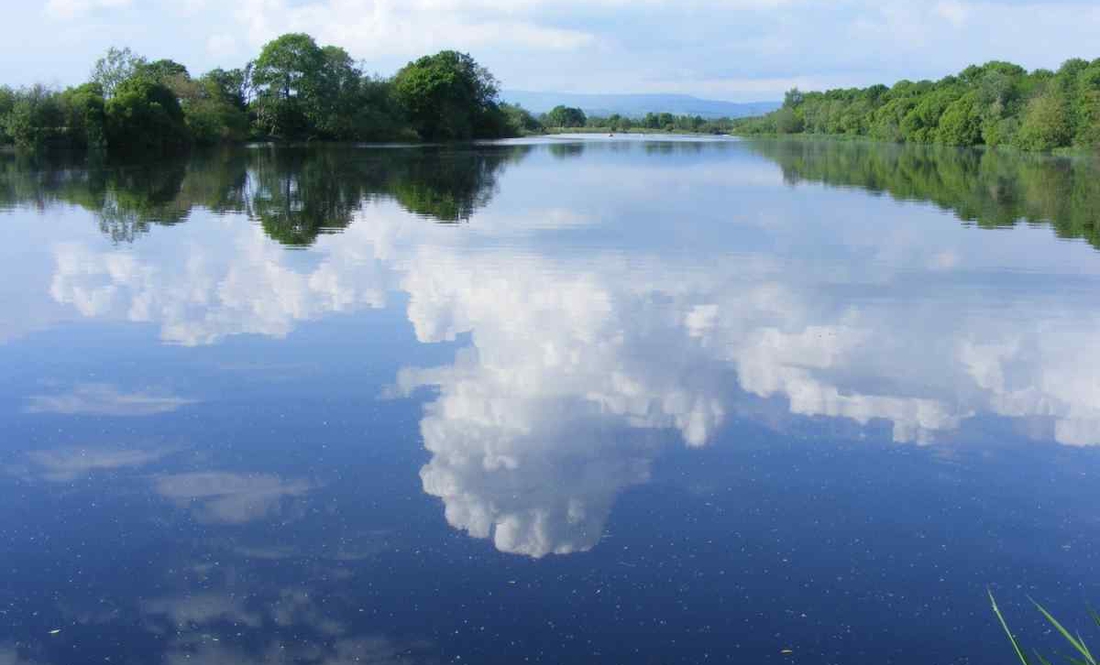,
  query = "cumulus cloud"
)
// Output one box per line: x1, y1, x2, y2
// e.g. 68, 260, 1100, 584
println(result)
25, 384, 196, 416
155, 472, 312, 524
